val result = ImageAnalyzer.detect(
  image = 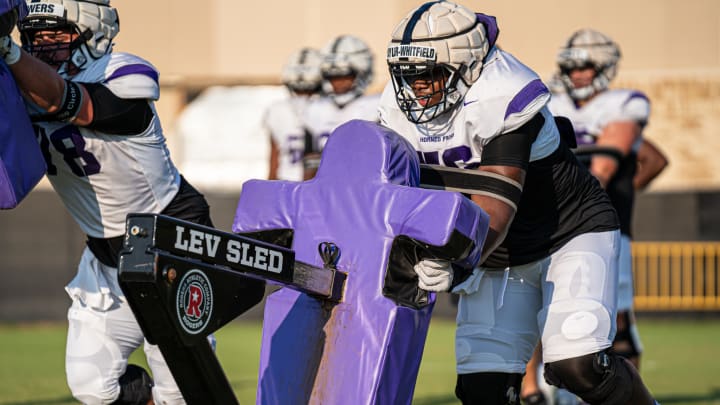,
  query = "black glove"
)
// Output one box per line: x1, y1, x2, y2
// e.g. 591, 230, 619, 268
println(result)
0, 8, 17, 38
